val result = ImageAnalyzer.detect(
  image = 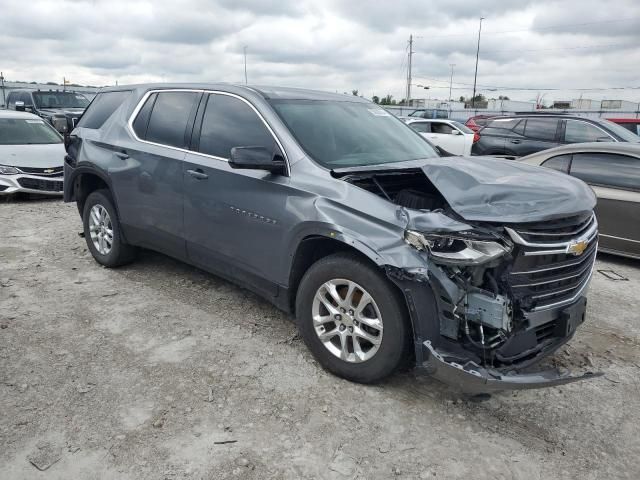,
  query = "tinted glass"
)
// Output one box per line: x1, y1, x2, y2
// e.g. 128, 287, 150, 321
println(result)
271, 100, 438, 168
78, 90, 131, 129
199, 94, 276, 159
0, 118, 62, 145
541, 154, 571, 173
565, 120, 612, 143
451, 121, 473, 134
524, 118, 558, 141
132, 93, 157, 139
20, 92, 33, 105
33, 91, 89, 108
431, 122, 455, 134
598, 119, 640, 143
570, 153, 640, 190
408, 122, 430, 133
7, 92, 17, 108
146, 91, 199, 149
487, 118, 520, 130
